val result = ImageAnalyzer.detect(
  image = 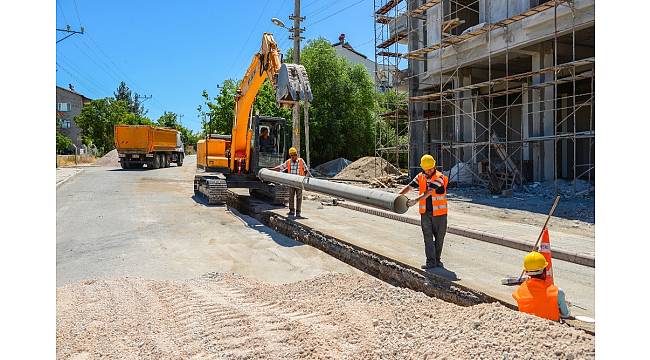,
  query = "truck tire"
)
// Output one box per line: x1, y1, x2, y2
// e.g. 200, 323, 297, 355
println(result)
120, 161, 128, 169
163, 154, 169, 168
153, 154, 161, 169
177, 154, 184, 167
